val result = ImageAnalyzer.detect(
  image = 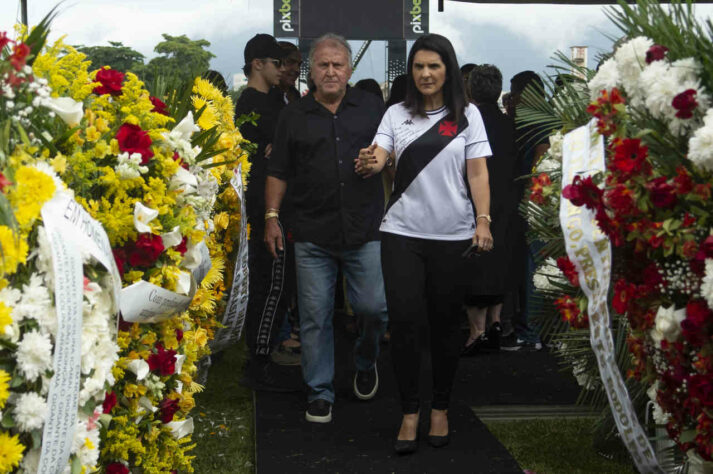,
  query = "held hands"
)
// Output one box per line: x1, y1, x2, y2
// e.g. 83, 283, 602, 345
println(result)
473, 222, 494, 253
354, 143, 379, 178
264, 218, 283, 259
